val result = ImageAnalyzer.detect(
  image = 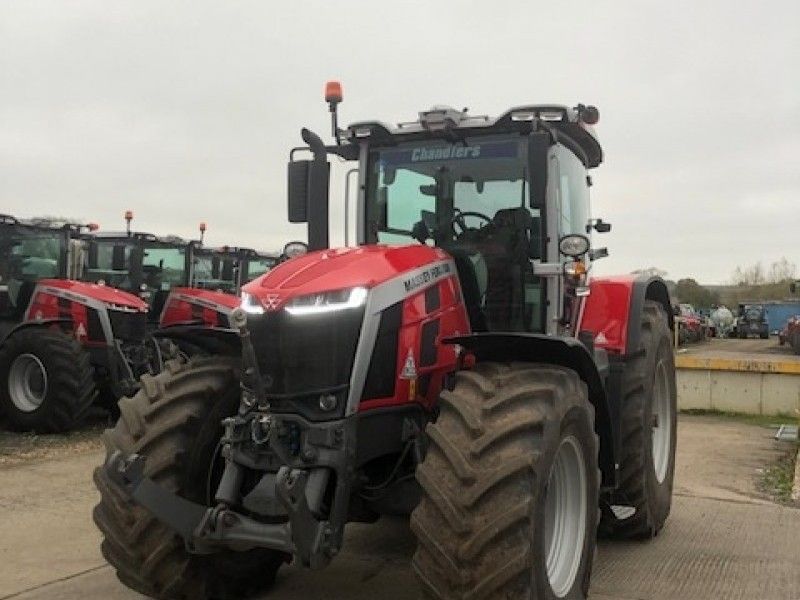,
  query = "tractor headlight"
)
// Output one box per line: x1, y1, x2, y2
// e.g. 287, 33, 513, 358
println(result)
285, 287, 367, 316
240, 292, 264, 315
559, 234, 590, 258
